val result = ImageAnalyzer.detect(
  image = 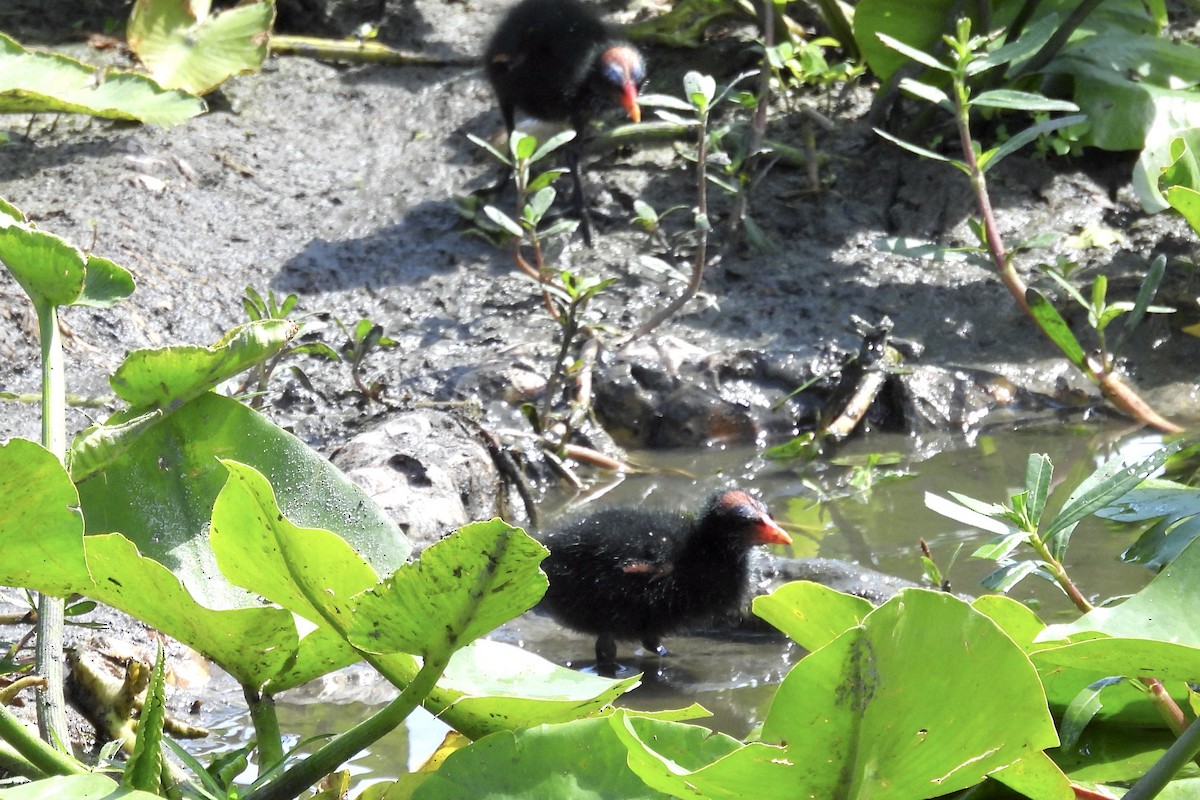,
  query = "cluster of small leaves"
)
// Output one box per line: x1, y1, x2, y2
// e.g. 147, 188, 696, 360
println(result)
928, 444, 1182, 594
469, 130, 577, 246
